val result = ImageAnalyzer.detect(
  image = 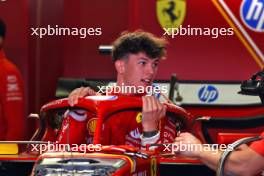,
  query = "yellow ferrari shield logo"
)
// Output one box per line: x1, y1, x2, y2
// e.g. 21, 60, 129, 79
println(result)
87, 118, 97, 135
136, 113, 142, 123
156, 0, 186, 29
